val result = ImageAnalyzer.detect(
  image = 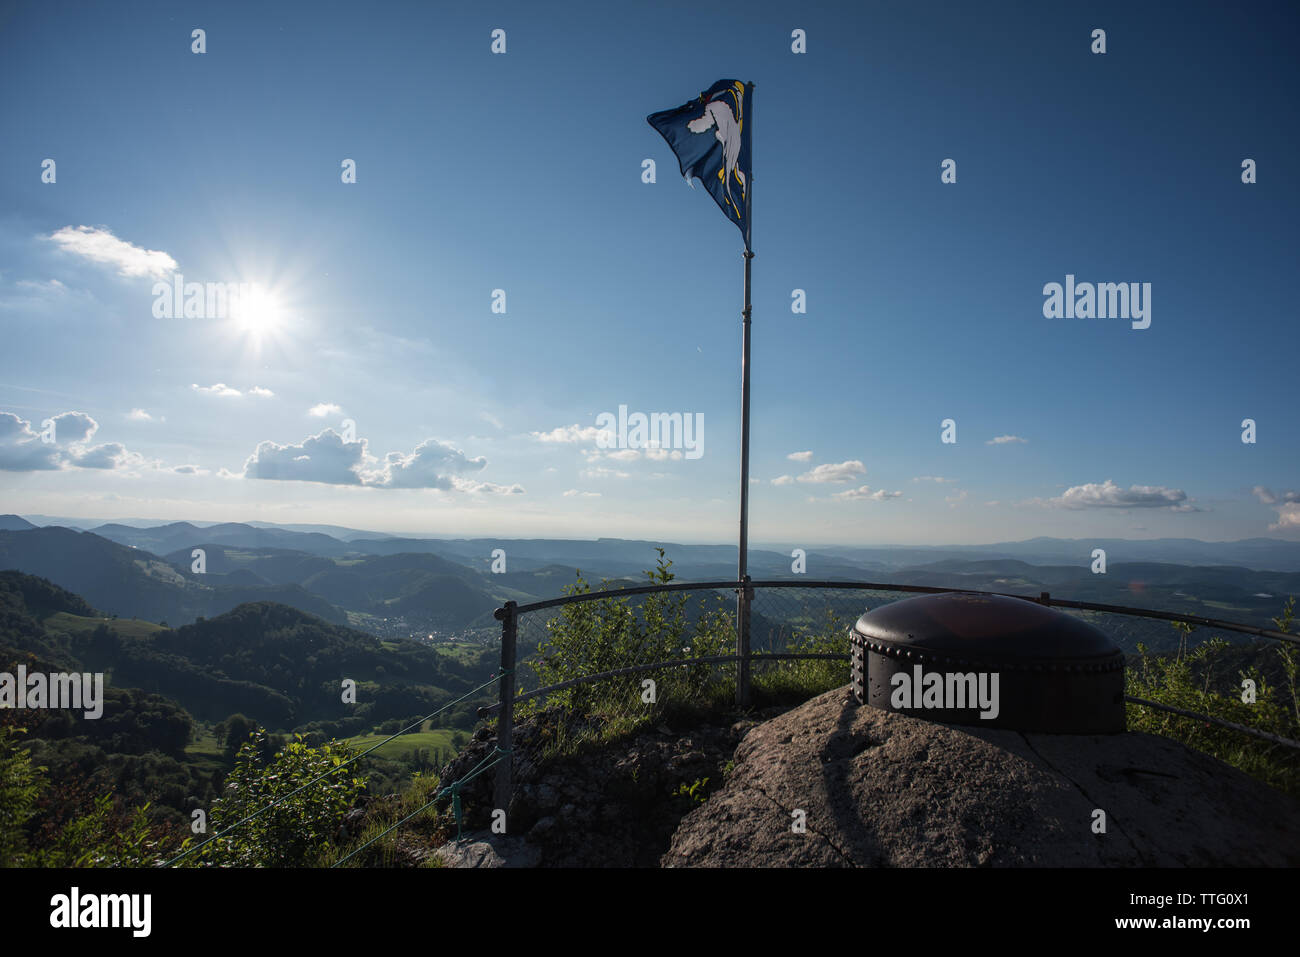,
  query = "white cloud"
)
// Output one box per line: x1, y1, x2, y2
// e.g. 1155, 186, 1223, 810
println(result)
241, 429, 508, 492
1034, 479, 1197, 511
0, 410, 153, 473
481, 411, 504, 430
0, 413, 61, 470
986, 435, 1028, 445
771, 475, 795, 486
459, 480, 524, 495
832, 485, 902, 502
46, 225, 177, 279
366, 439, 488, 489
797, 460, 865, 484
912, 475, 956, 483
308, 402, 342, 417
563, 489, 601, 498
1269, 505, 1300, 531
532, 424, 612, 444
1253, 486, 1300, 505
170, 464, 209, 475
70, 442, 156, 471
243, 429, 365, 485
644, 447, 683, 461
1255, 488, 1300, 531
248, 386, 275, 398
786, 451, 813, 462
945, 489, 968, 508
580, 466, 631, 480
192, 383, 242, 397
127, 408, 153, 421
47, 411, 97, 445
